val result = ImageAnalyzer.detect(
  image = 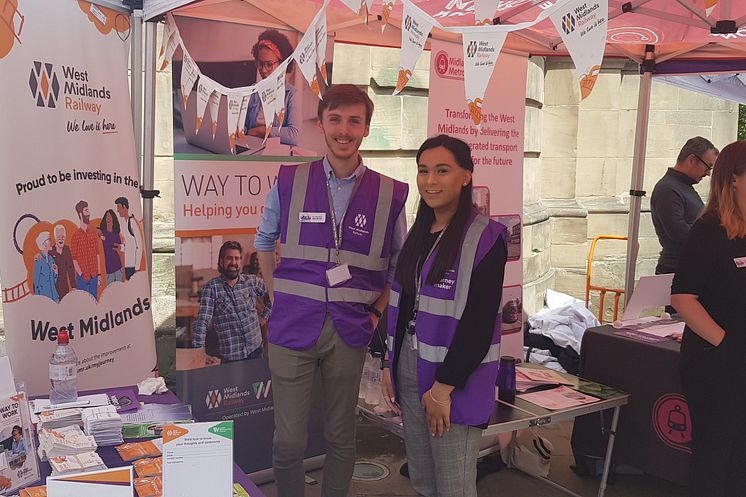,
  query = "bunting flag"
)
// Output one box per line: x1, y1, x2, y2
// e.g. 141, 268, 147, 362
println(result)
381, 0, 396, 33
255, 75, 278, 141
296, 25, 321, 97
474, 0, 499, 25
236, 92, 251, 139
207, 87, 221, 139
315, 9, 329, 84
273, 61, 289, 128
195, 75, 214, 133
159, 14, 174, 57
395, 2, 434, 95
160, 29, 180, 71
180, 49, 200, 109
705, 0, 719, 16
462, 30, 507, 126
550, 0, 608, 100
226, 93, 244, 153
